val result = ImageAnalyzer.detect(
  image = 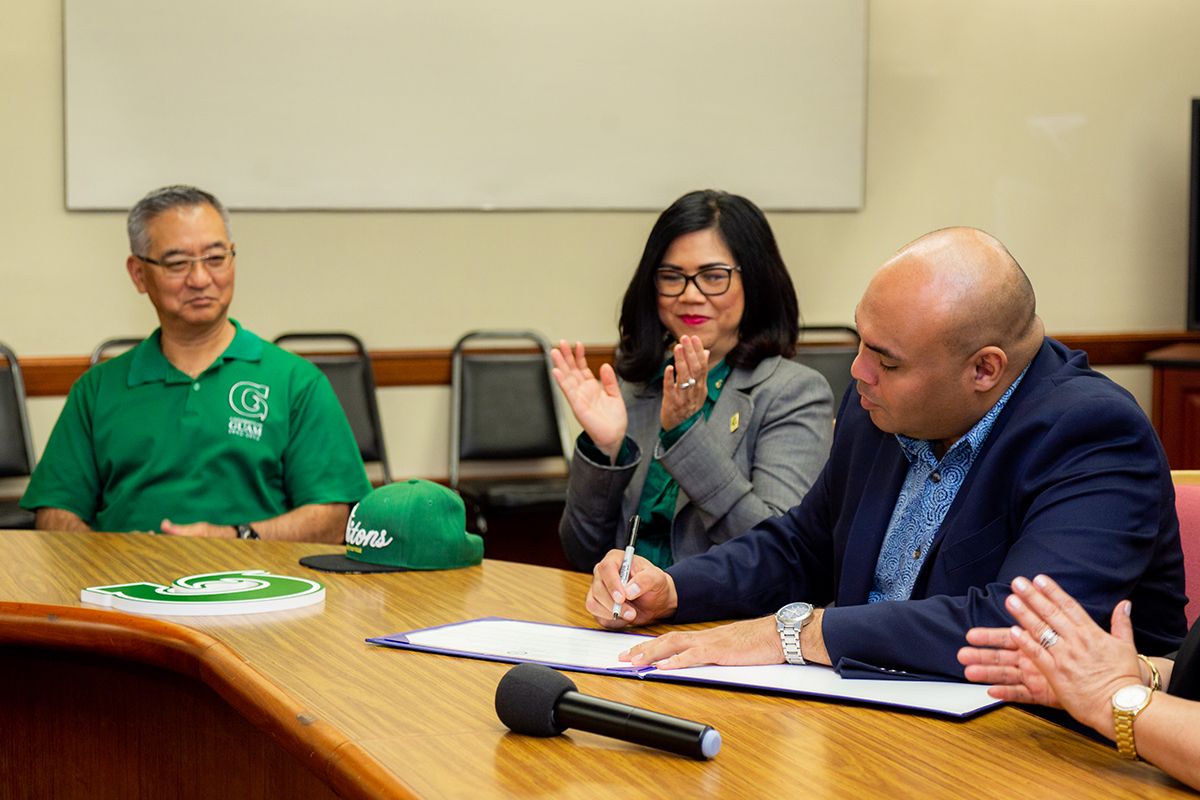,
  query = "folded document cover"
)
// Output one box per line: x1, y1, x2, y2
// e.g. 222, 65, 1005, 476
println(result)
368, 617, 1001, 719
